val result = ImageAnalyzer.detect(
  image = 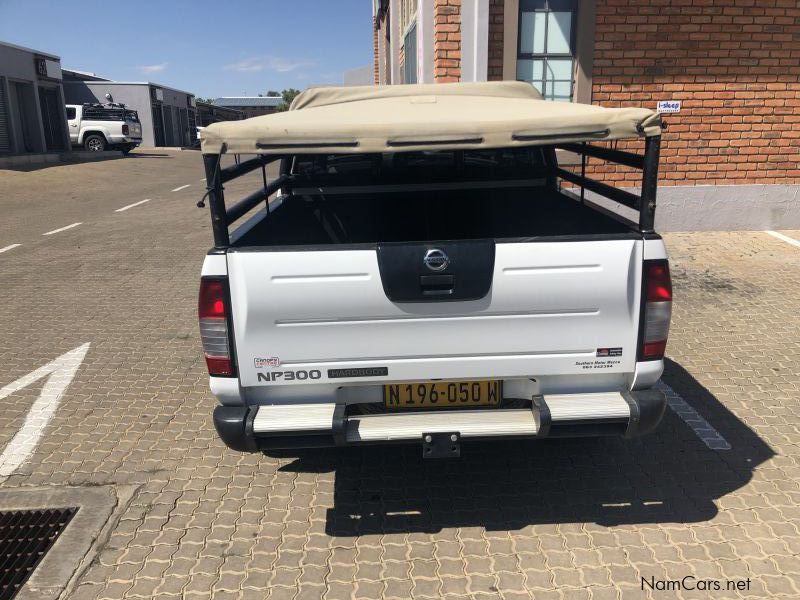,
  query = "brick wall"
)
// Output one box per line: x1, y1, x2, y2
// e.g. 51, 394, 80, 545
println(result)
434, 0, 462, 82
590, 0, 800, 187
488, 0, 504, 80
373, 16, 380, 84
